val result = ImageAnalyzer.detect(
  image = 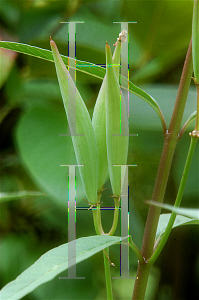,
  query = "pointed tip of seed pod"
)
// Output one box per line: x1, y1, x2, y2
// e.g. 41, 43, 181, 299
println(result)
50, 37, 57, 51
50, 36, 54, 46
105, 41, 111, 53
106, 41, 111, 48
